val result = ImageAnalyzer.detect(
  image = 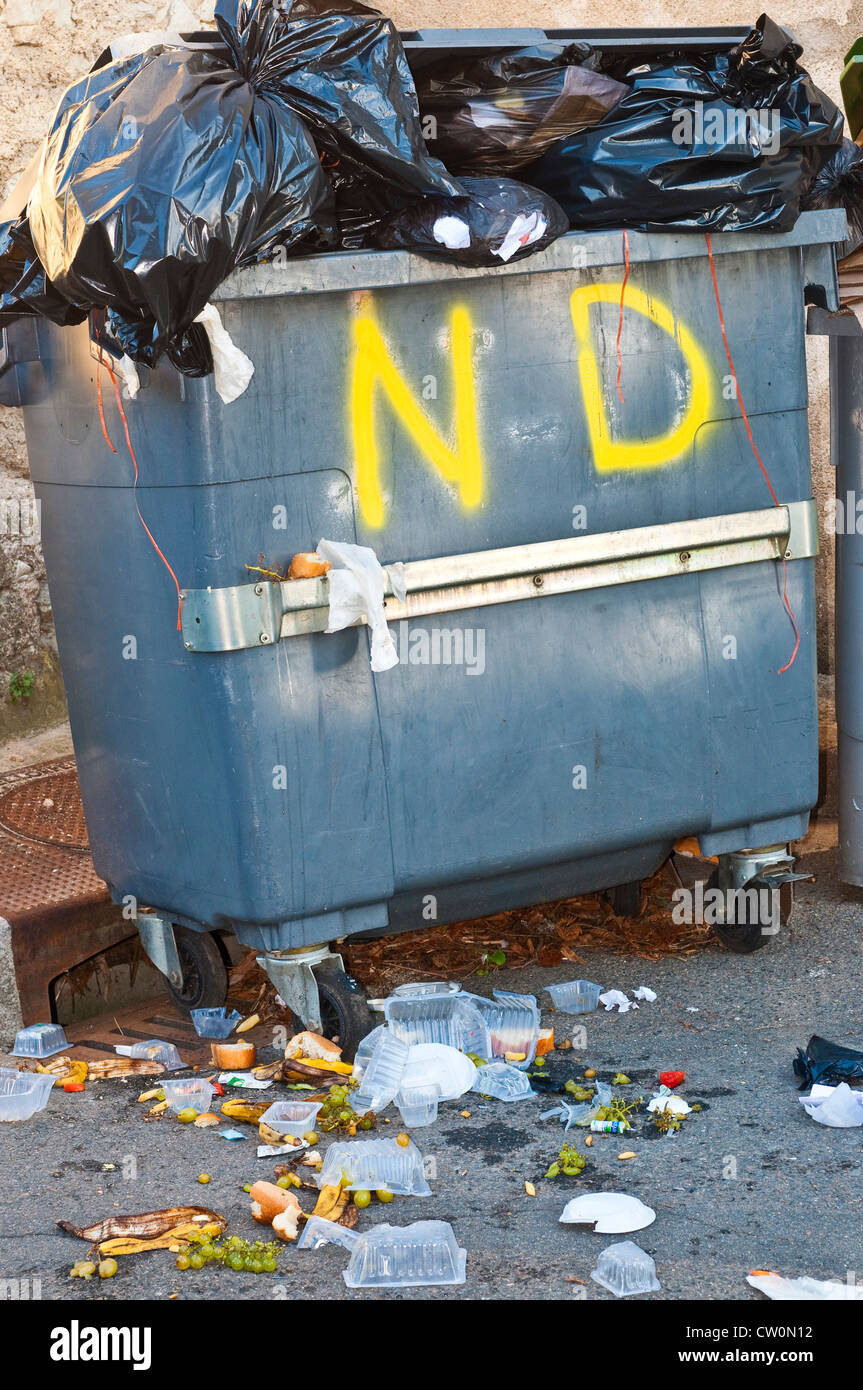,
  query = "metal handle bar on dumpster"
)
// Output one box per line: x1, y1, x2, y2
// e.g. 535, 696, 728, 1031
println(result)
179, 499, 816, 653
